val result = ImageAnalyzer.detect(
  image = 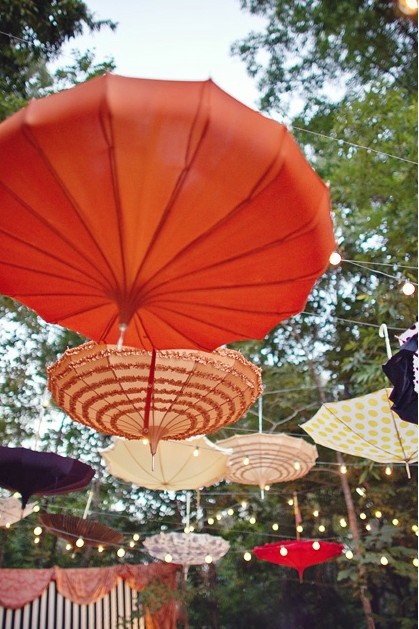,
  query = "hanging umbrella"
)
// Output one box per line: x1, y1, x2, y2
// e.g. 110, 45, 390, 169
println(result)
48, 341, 262, 456
143, 532, 230, 566
301, 389, 418, 477
39, 512, 124, 548
0, 73, 335, 351
100, 436, 232, 491
0, 446, 95, 507
253, 539, 344, 583
217, 433, 318, 495
382, 323, 418, 425
0, 497, 35, 527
